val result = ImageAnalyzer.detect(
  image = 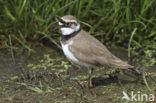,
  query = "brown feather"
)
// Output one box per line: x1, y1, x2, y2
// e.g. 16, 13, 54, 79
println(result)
67, 30, 133, 69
